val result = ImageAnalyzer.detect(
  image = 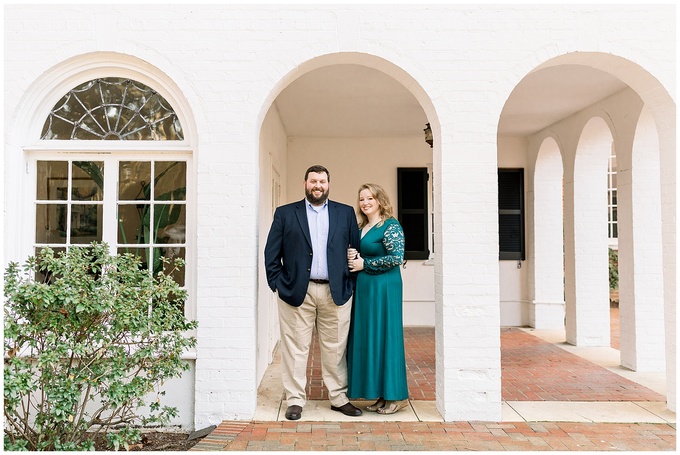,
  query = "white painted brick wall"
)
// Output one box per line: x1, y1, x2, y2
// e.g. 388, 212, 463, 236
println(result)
3, 4, 675, 424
